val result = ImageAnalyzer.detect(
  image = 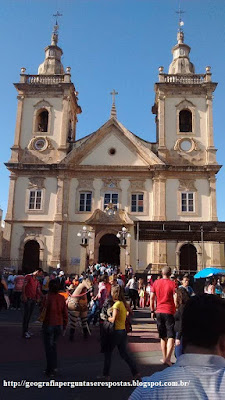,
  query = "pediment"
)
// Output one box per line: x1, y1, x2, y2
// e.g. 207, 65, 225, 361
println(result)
85, 208, 134, 226
176, 99, 195, 110
33, 99, 52, 109
62, 118, 164, 167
